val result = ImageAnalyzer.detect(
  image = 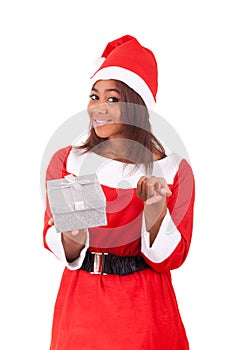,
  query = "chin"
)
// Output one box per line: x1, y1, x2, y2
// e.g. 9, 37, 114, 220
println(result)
94, 125, 111, 139
94, 124, 124, 140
